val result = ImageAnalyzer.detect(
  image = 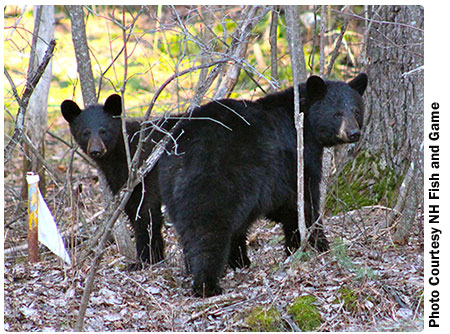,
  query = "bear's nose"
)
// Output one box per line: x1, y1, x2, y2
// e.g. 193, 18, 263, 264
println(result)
89, 149, 104, 158
348, 129, 360, 142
